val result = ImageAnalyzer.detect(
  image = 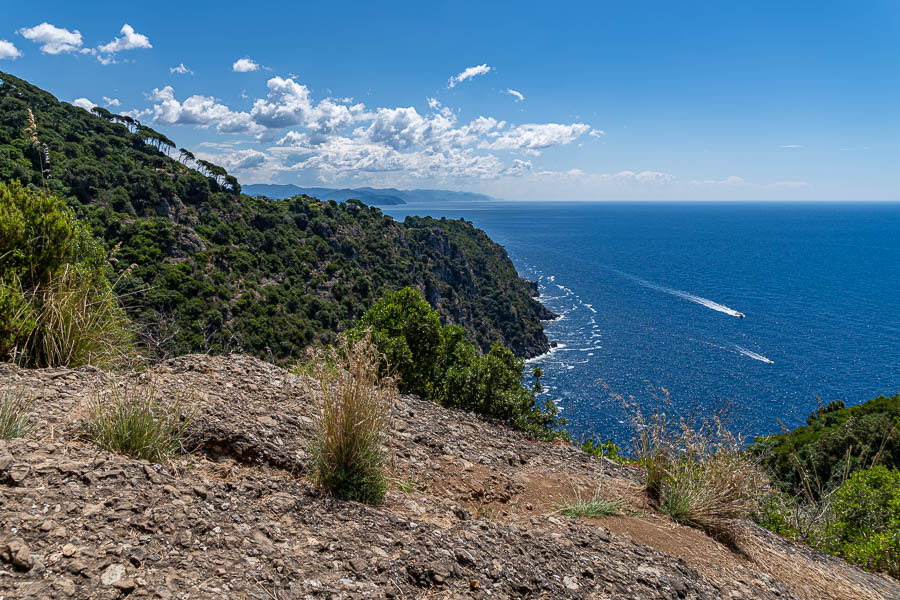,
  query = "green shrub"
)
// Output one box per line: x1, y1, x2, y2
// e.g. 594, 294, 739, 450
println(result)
751, 395, 899, 498
84, 381, 192, 463
753, 490, 804, 540
302, 332, 394, 505
0, 383, 31, 439
354, 287, 562, 440
356, 286, 441, 399
0, 180, 134, 368
819, 466, 900, 577
581, 438, 624, 462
